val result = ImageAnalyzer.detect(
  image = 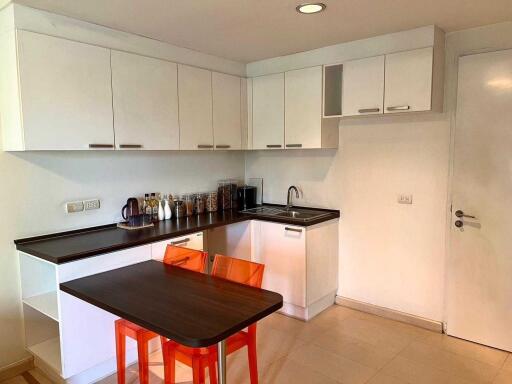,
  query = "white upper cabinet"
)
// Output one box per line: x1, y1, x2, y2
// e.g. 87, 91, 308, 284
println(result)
212, 72, 242, 150
342, 55, 385, 116
178, 65, 213, 150
285, 66, 323, 149
111, 51, 179, 150
252, 73, 285, 150
384, 47, 434, 113
16, 31, 114, 150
